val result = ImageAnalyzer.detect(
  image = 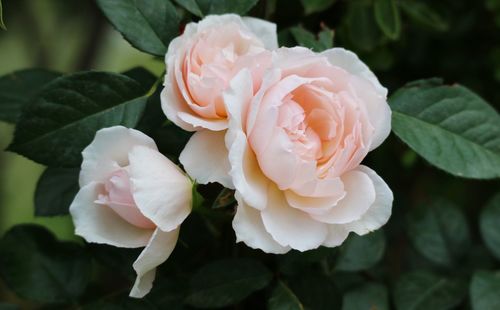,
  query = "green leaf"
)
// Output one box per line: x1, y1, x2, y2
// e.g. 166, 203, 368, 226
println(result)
211, 188, 236, 209
186, 258, 273, 308
268, 281, 304, 310
290, 25, 334, 52
0, 225, 91, 303
300, 0, 336, 15
122, 67, 157, 91
374, 0, 401, 40
407, 199, 471, 266
342, 283, 389, 310
400, 0, 449, 32
0, 0, 6, 30
35, 167, 79, 216
470, 270, 500, 310
480, 193, 500, 261
393, 271, 467, 310
174, 0, 204, 17
389, 79, 500, 179
335, 230, 386, 272
174, 0, 259, 16
0, 69, 60, 123
289, 273, 341, 310
96, 0, 180, 56
344, 0, 382, 51
8, 71, 148, 167
208, 0, 259, 15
